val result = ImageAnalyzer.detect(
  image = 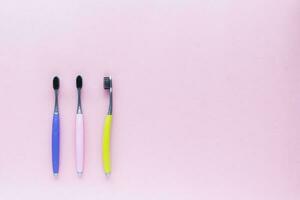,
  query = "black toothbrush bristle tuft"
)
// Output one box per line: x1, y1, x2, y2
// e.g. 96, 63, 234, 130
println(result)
104, 77, 111, 89
53, 76, 59, 90
76, 75, 82, 89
